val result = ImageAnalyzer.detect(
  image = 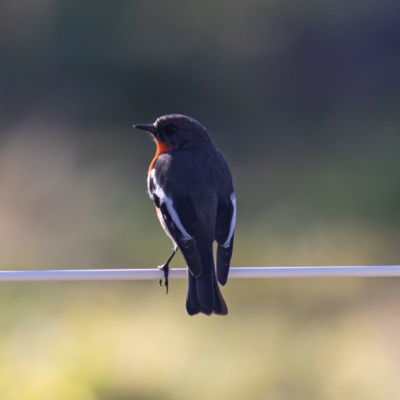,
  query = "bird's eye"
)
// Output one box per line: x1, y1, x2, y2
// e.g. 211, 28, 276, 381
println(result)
166, 124, 177, 133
